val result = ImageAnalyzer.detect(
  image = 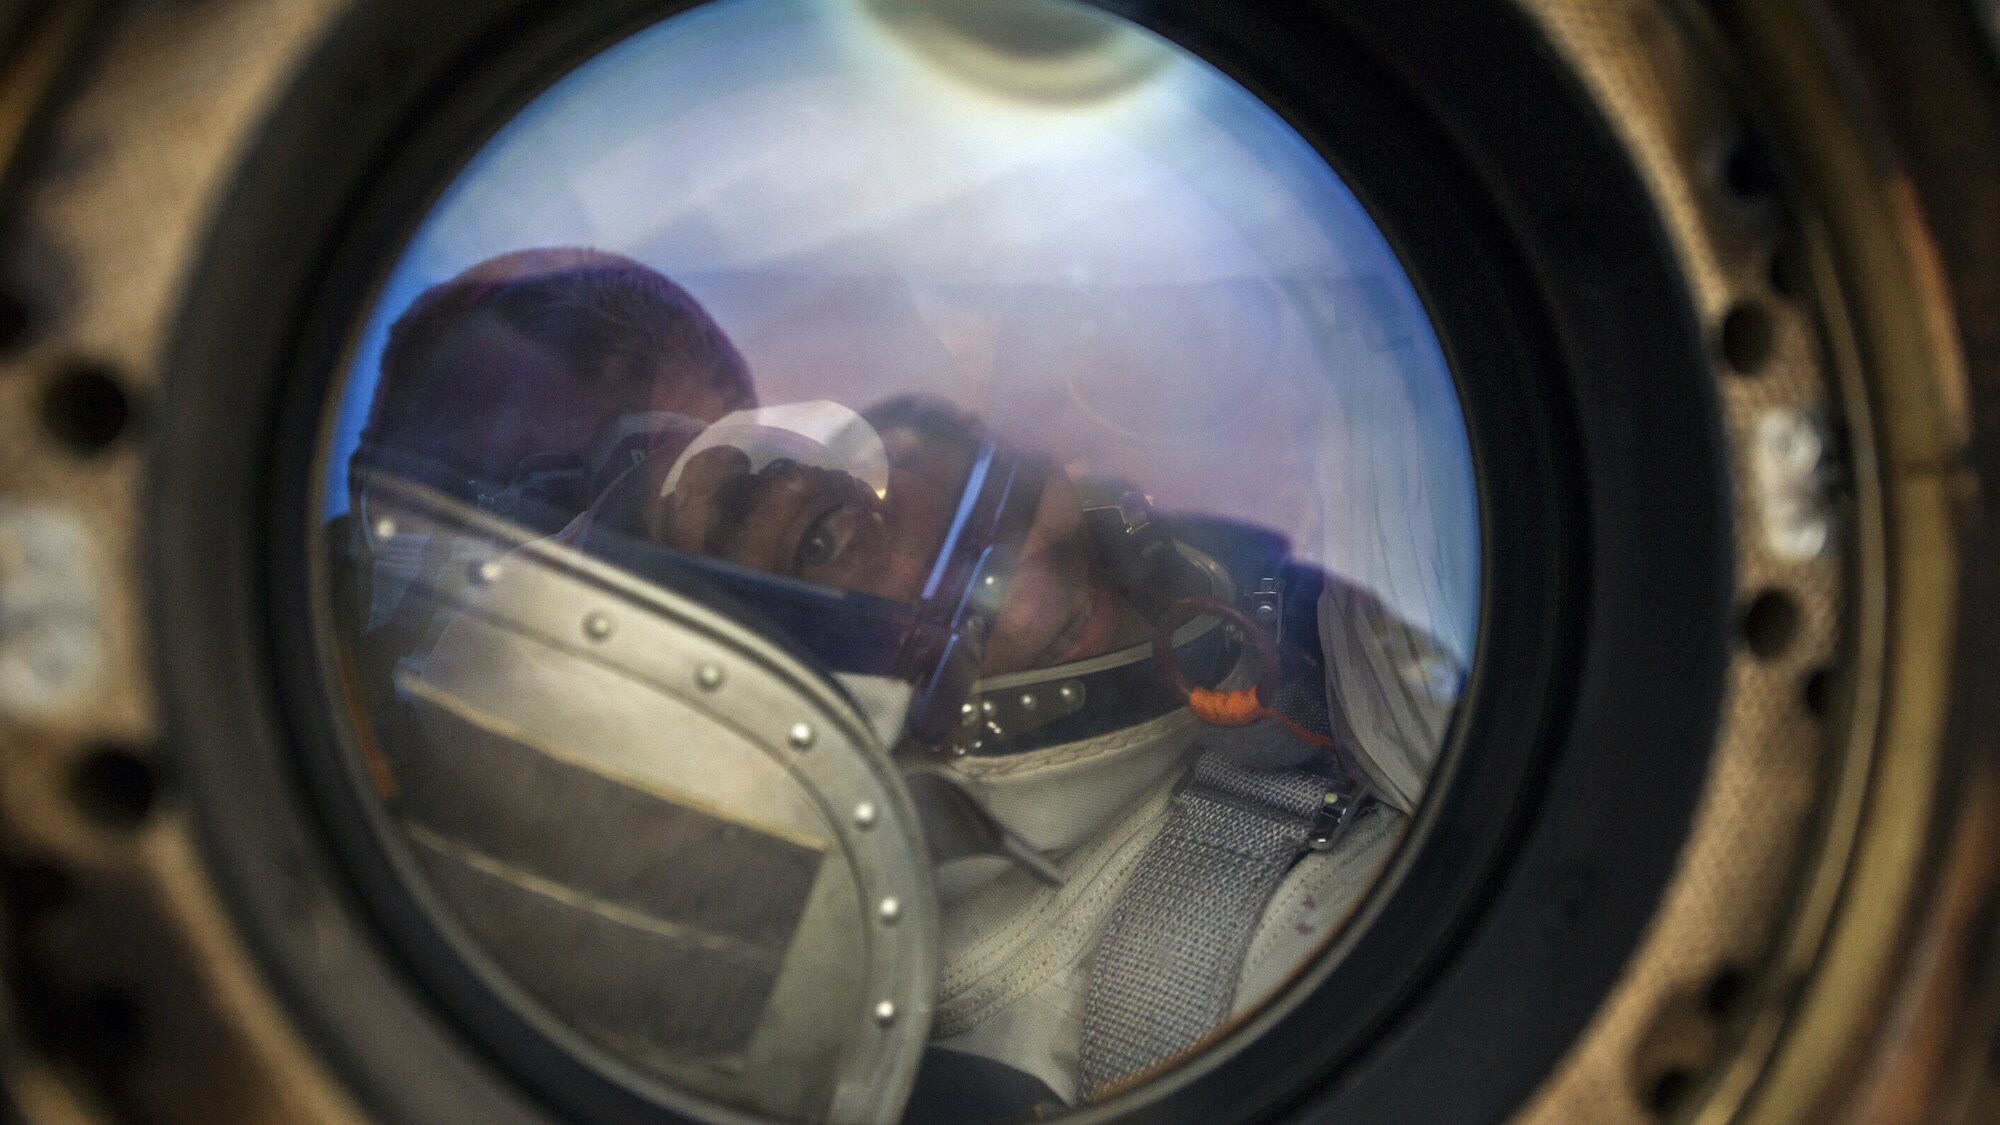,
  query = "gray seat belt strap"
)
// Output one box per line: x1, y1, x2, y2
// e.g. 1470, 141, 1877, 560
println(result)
1077, 750, 1333, 1101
